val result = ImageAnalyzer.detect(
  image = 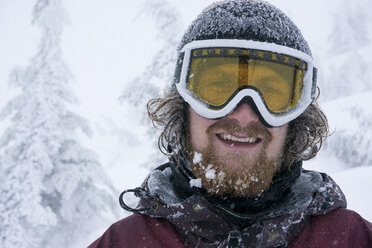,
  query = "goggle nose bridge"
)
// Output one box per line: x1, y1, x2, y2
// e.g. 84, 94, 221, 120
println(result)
233, 96, 273, 127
